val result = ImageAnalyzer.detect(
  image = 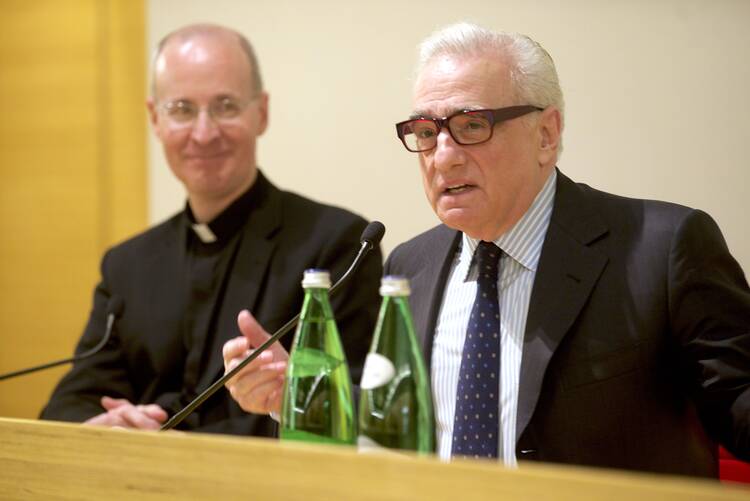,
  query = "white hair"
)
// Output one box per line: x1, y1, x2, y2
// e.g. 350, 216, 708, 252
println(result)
417, 22, 565, 152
